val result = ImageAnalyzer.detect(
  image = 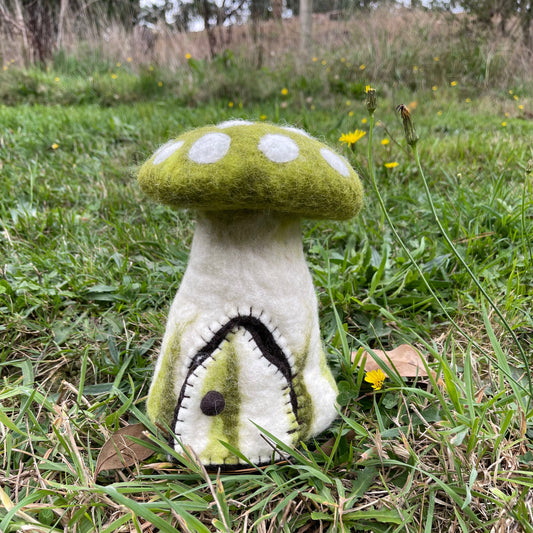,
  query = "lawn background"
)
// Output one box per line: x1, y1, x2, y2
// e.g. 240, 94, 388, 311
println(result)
1, 5, 533, 532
